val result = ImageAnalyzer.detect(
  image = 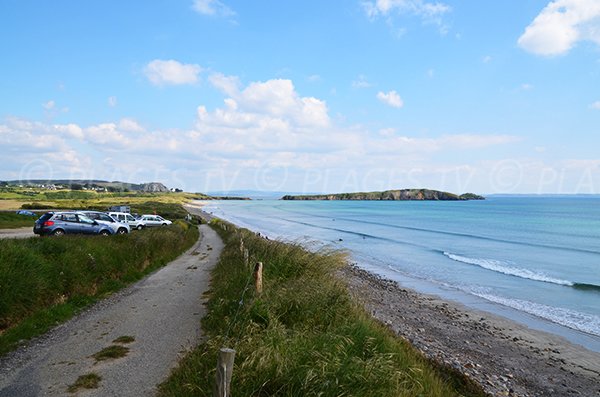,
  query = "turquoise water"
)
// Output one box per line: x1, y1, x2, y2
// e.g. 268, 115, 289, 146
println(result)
204, 197, 600, 347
